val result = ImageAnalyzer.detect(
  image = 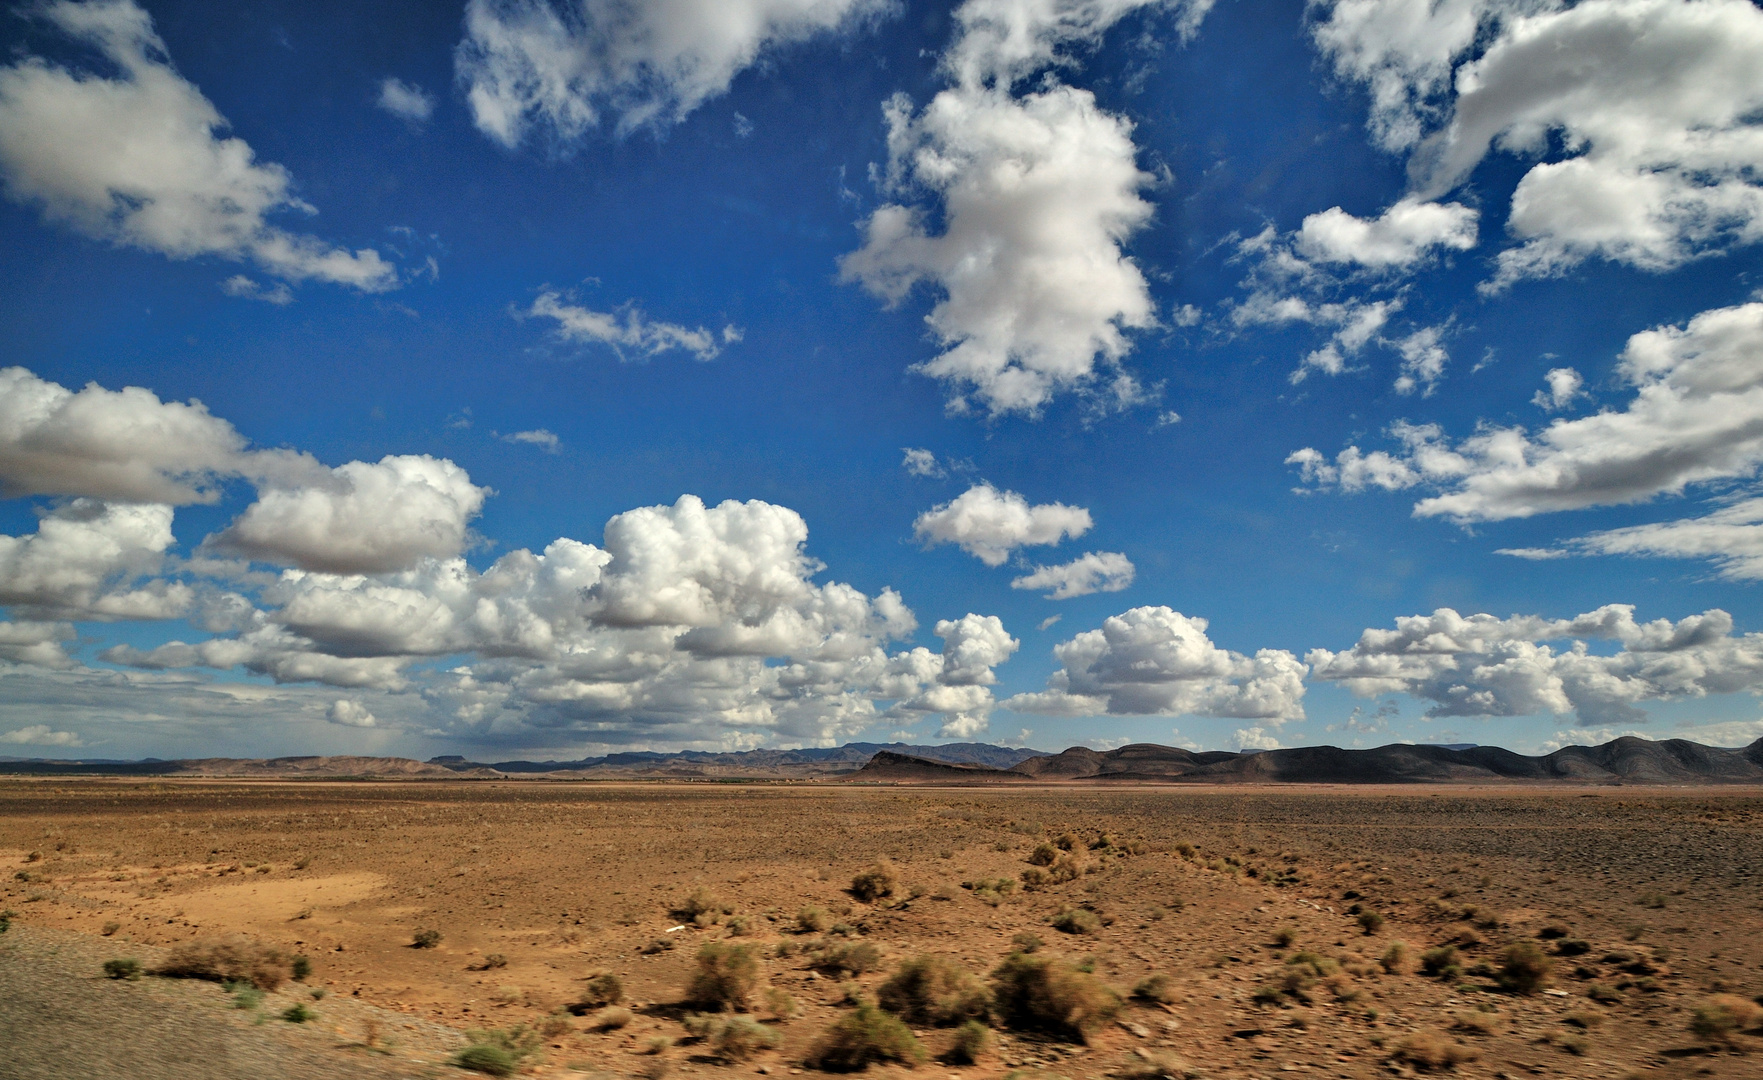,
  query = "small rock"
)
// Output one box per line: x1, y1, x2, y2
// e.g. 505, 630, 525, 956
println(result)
1118, 1021, 1151, 1038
